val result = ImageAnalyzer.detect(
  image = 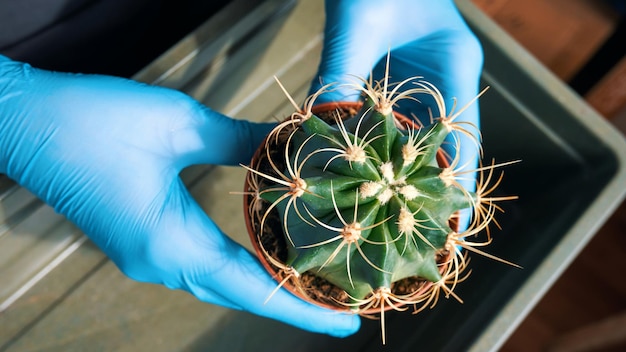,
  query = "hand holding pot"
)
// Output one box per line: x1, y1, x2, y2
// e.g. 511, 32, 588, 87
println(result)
0, 55, 360, 337
313, 0, 484, 229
